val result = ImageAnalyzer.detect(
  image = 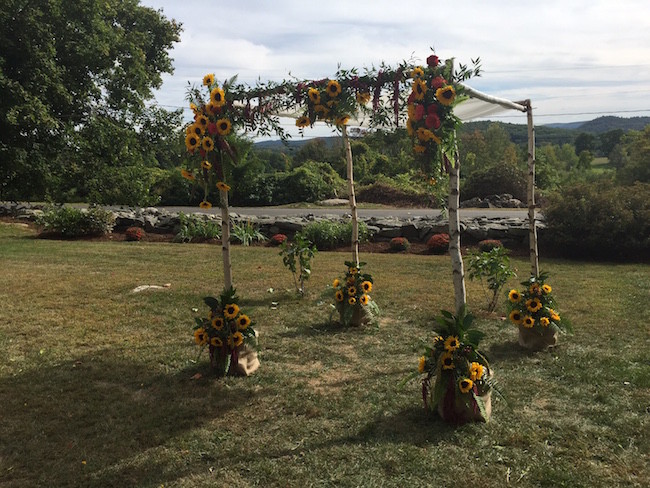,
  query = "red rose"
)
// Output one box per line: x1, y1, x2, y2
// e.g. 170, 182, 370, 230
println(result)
425, 113, 441, 129
431, 76, 446, 90
414, 104, 425, 121
427, 54, 439, 67
208, 122, 218, 135
427, 104, 438, 116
